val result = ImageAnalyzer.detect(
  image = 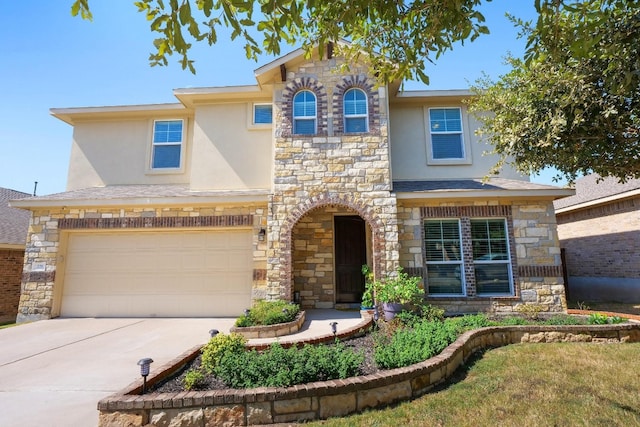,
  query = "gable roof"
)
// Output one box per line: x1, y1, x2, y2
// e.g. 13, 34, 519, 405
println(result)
0, 187, 31, 247
554, 174, 640, 212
